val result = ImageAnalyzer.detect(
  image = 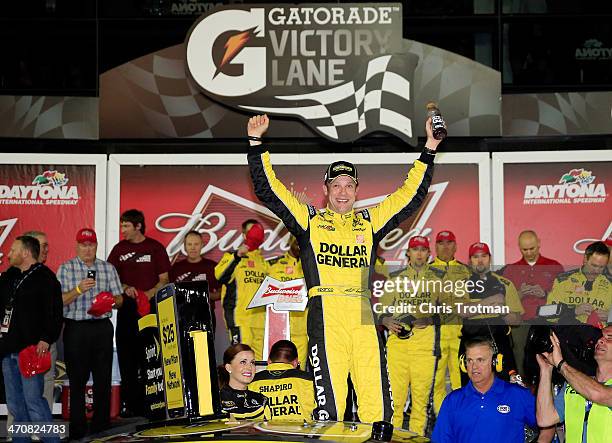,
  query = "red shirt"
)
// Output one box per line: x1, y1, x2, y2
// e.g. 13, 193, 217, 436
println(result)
503, 255, 564, 320
107, 237, 171, 291
169, 258, 219, 293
